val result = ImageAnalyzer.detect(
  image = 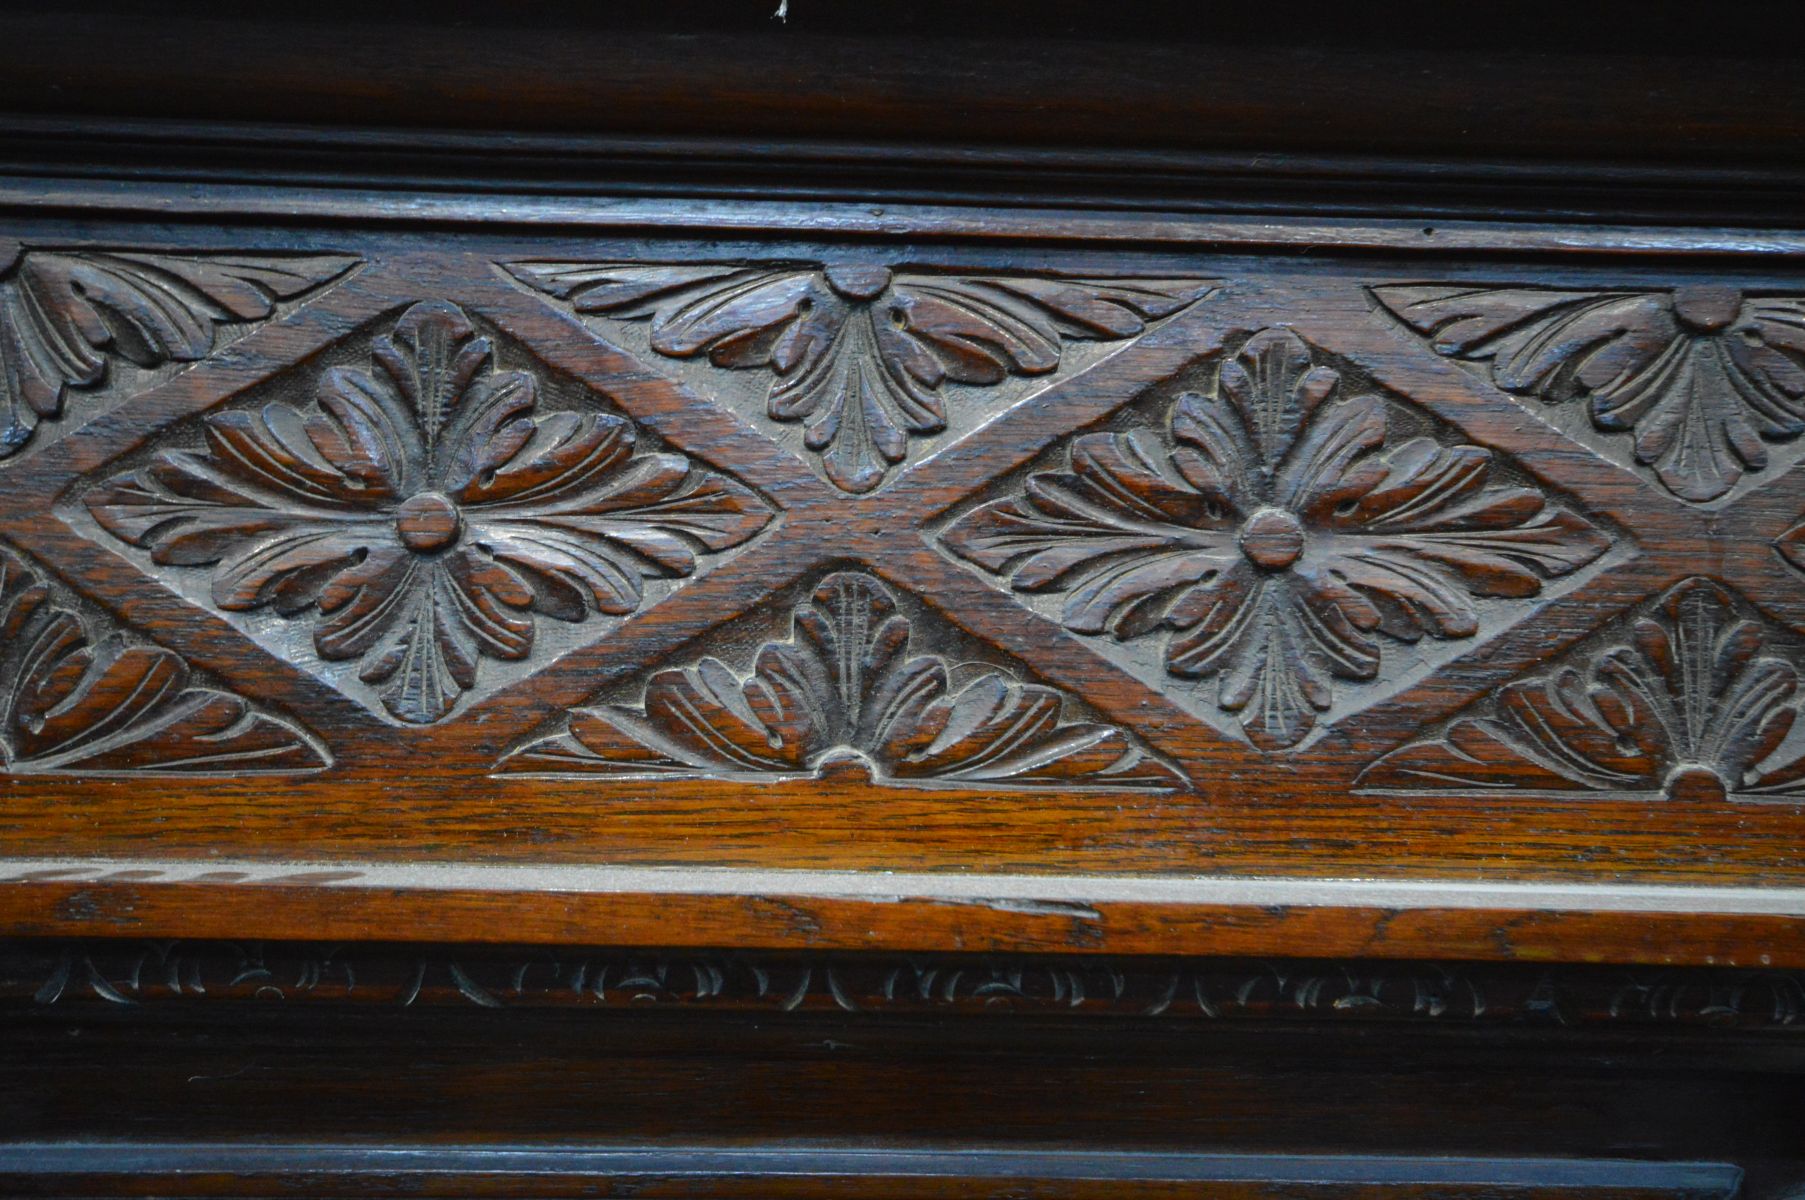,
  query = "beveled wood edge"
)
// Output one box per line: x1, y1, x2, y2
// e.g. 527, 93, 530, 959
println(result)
5, 859, 1805, 965
0, 1144, 1746, 1198
6, 115, 1804, 228
3, 175, 1804, 258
